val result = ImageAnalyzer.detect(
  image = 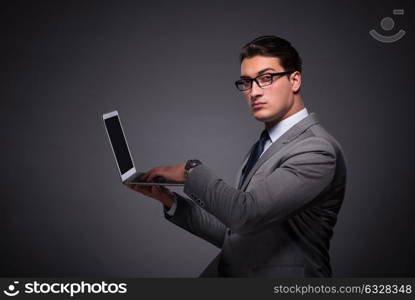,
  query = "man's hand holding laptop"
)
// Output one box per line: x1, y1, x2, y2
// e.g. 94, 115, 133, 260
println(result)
127, 162, 187, 208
